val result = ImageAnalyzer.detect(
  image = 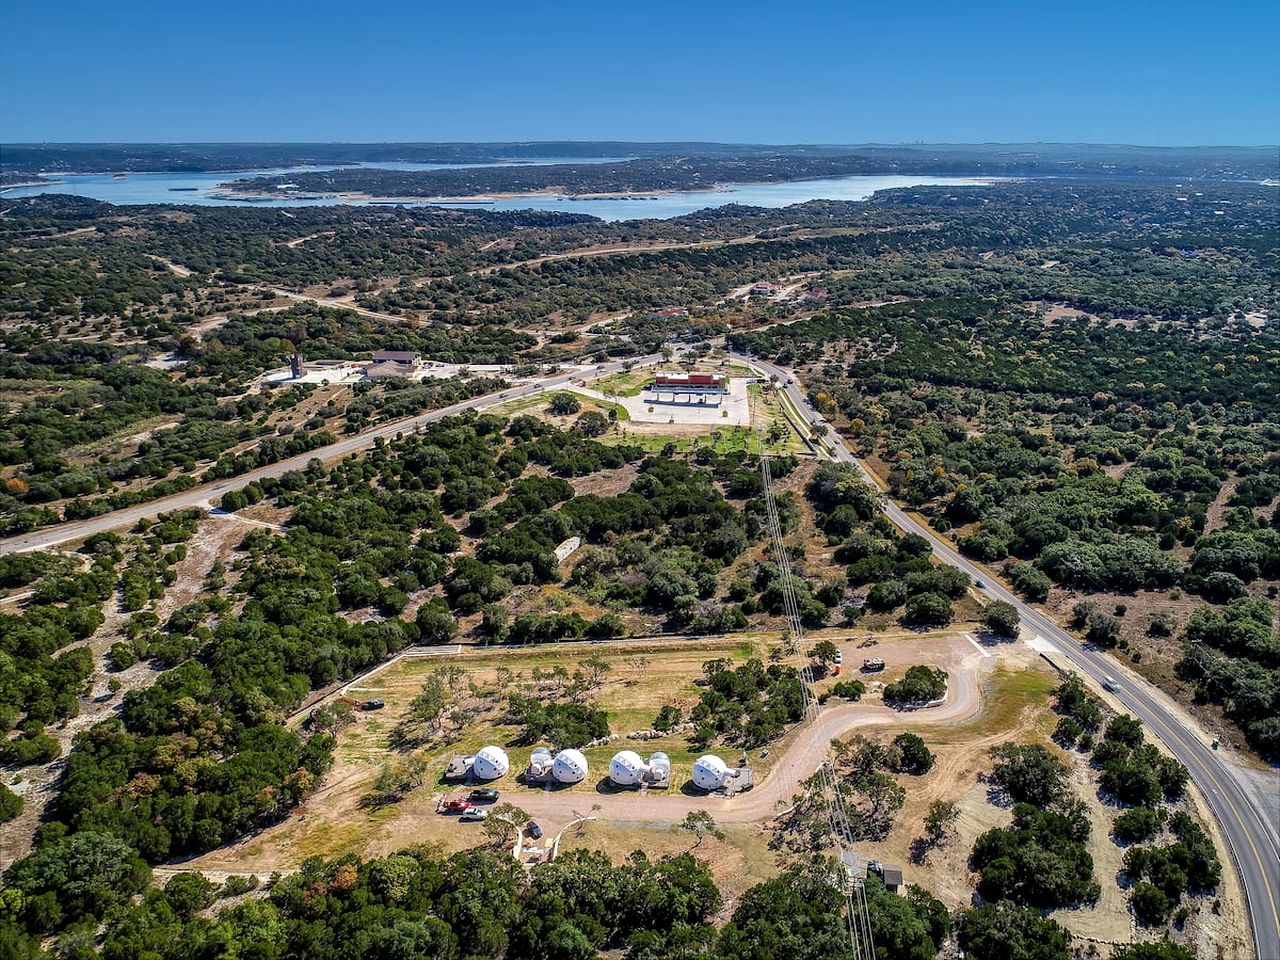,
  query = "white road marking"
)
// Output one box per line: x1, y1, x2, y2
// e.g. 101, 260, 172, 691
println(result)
963, 633, 991, 657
